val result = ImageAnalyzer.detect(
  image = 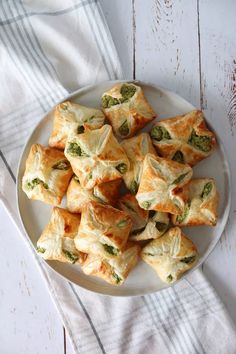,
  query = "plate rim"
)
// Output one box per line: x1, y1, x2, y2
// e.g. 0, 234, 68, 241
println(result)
16, 79, 232, 297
